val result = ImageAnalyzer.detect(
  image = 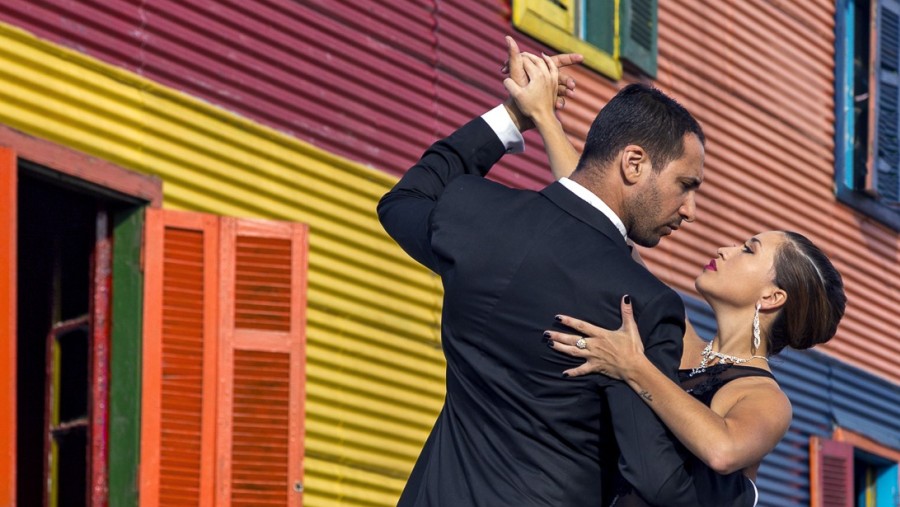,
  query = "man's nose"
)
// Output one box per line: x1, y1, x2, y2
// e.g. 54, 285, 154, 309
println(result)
679, 194, 697, 223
